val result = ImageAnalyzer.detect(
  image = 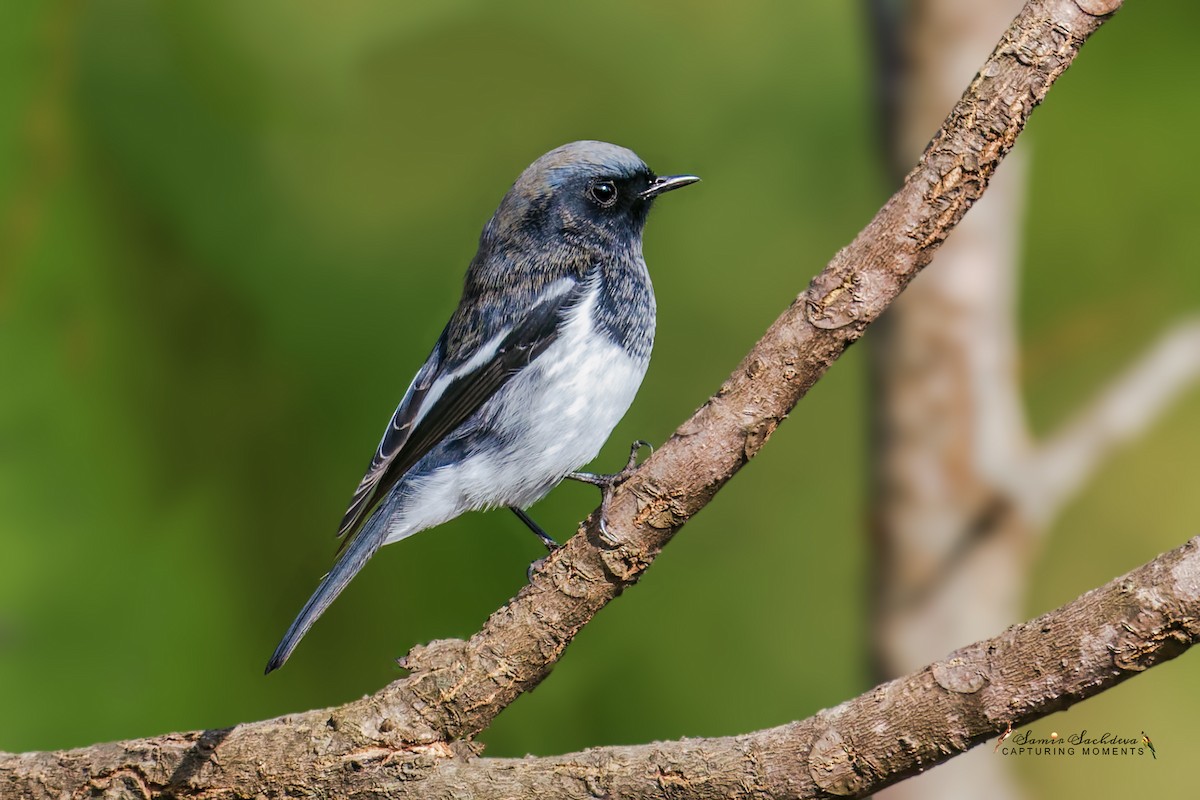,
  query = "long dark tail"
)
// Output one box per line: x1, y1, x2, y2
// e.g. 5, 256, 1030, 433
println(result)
264, 516, 388, 674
